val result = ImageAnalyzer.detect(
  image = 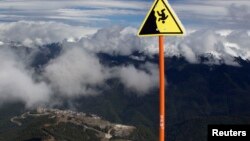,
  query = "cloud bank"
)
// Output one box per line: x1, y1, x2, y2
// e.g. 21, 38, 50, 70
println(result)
0, 21, 97, 47
0, 21, 249, 107
0, 48, 51, 107
63, 26, 142, 55
61, 26, 250, 66
44, 46, 159, 97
